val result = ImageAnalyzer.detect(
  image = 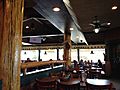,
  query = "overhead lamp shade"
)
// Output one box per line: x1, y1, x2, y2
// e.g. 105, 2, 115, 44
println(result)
90, 51, 94, 54
94, 23, 100, 33
44, 51, 47, 55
